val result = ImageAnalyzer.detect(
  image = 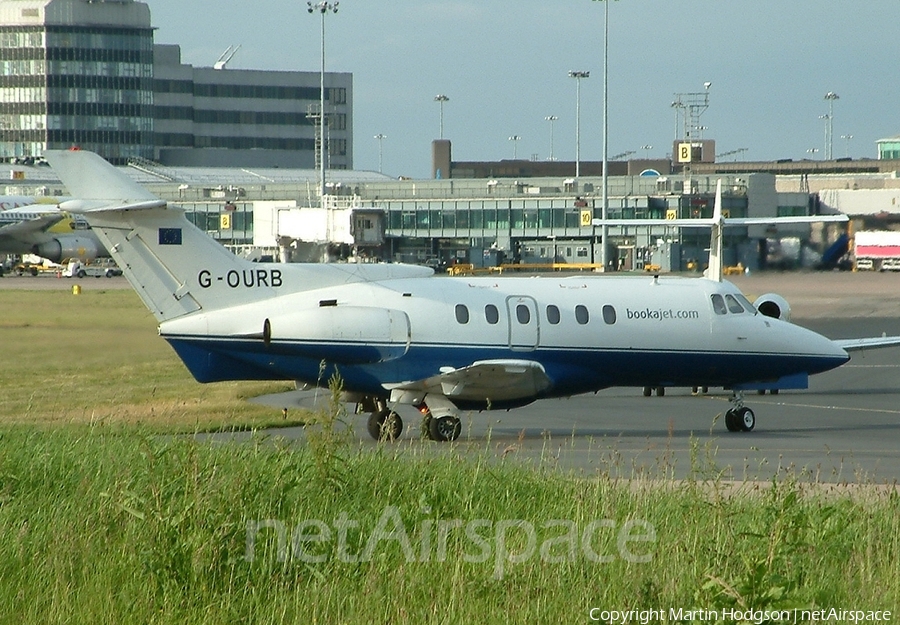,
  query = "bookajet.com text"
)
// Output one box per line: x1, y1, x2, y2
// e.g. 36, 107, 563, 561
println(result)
625, 307, 700, 321
588, 608, 893, 623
